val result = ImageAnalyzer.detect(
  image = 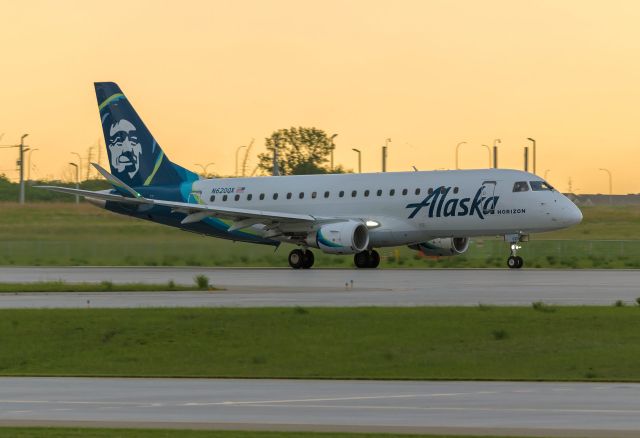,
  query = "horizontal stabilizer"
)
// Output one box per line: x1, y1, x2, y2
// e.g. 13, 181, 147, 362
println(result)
91, 163, 141, 198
